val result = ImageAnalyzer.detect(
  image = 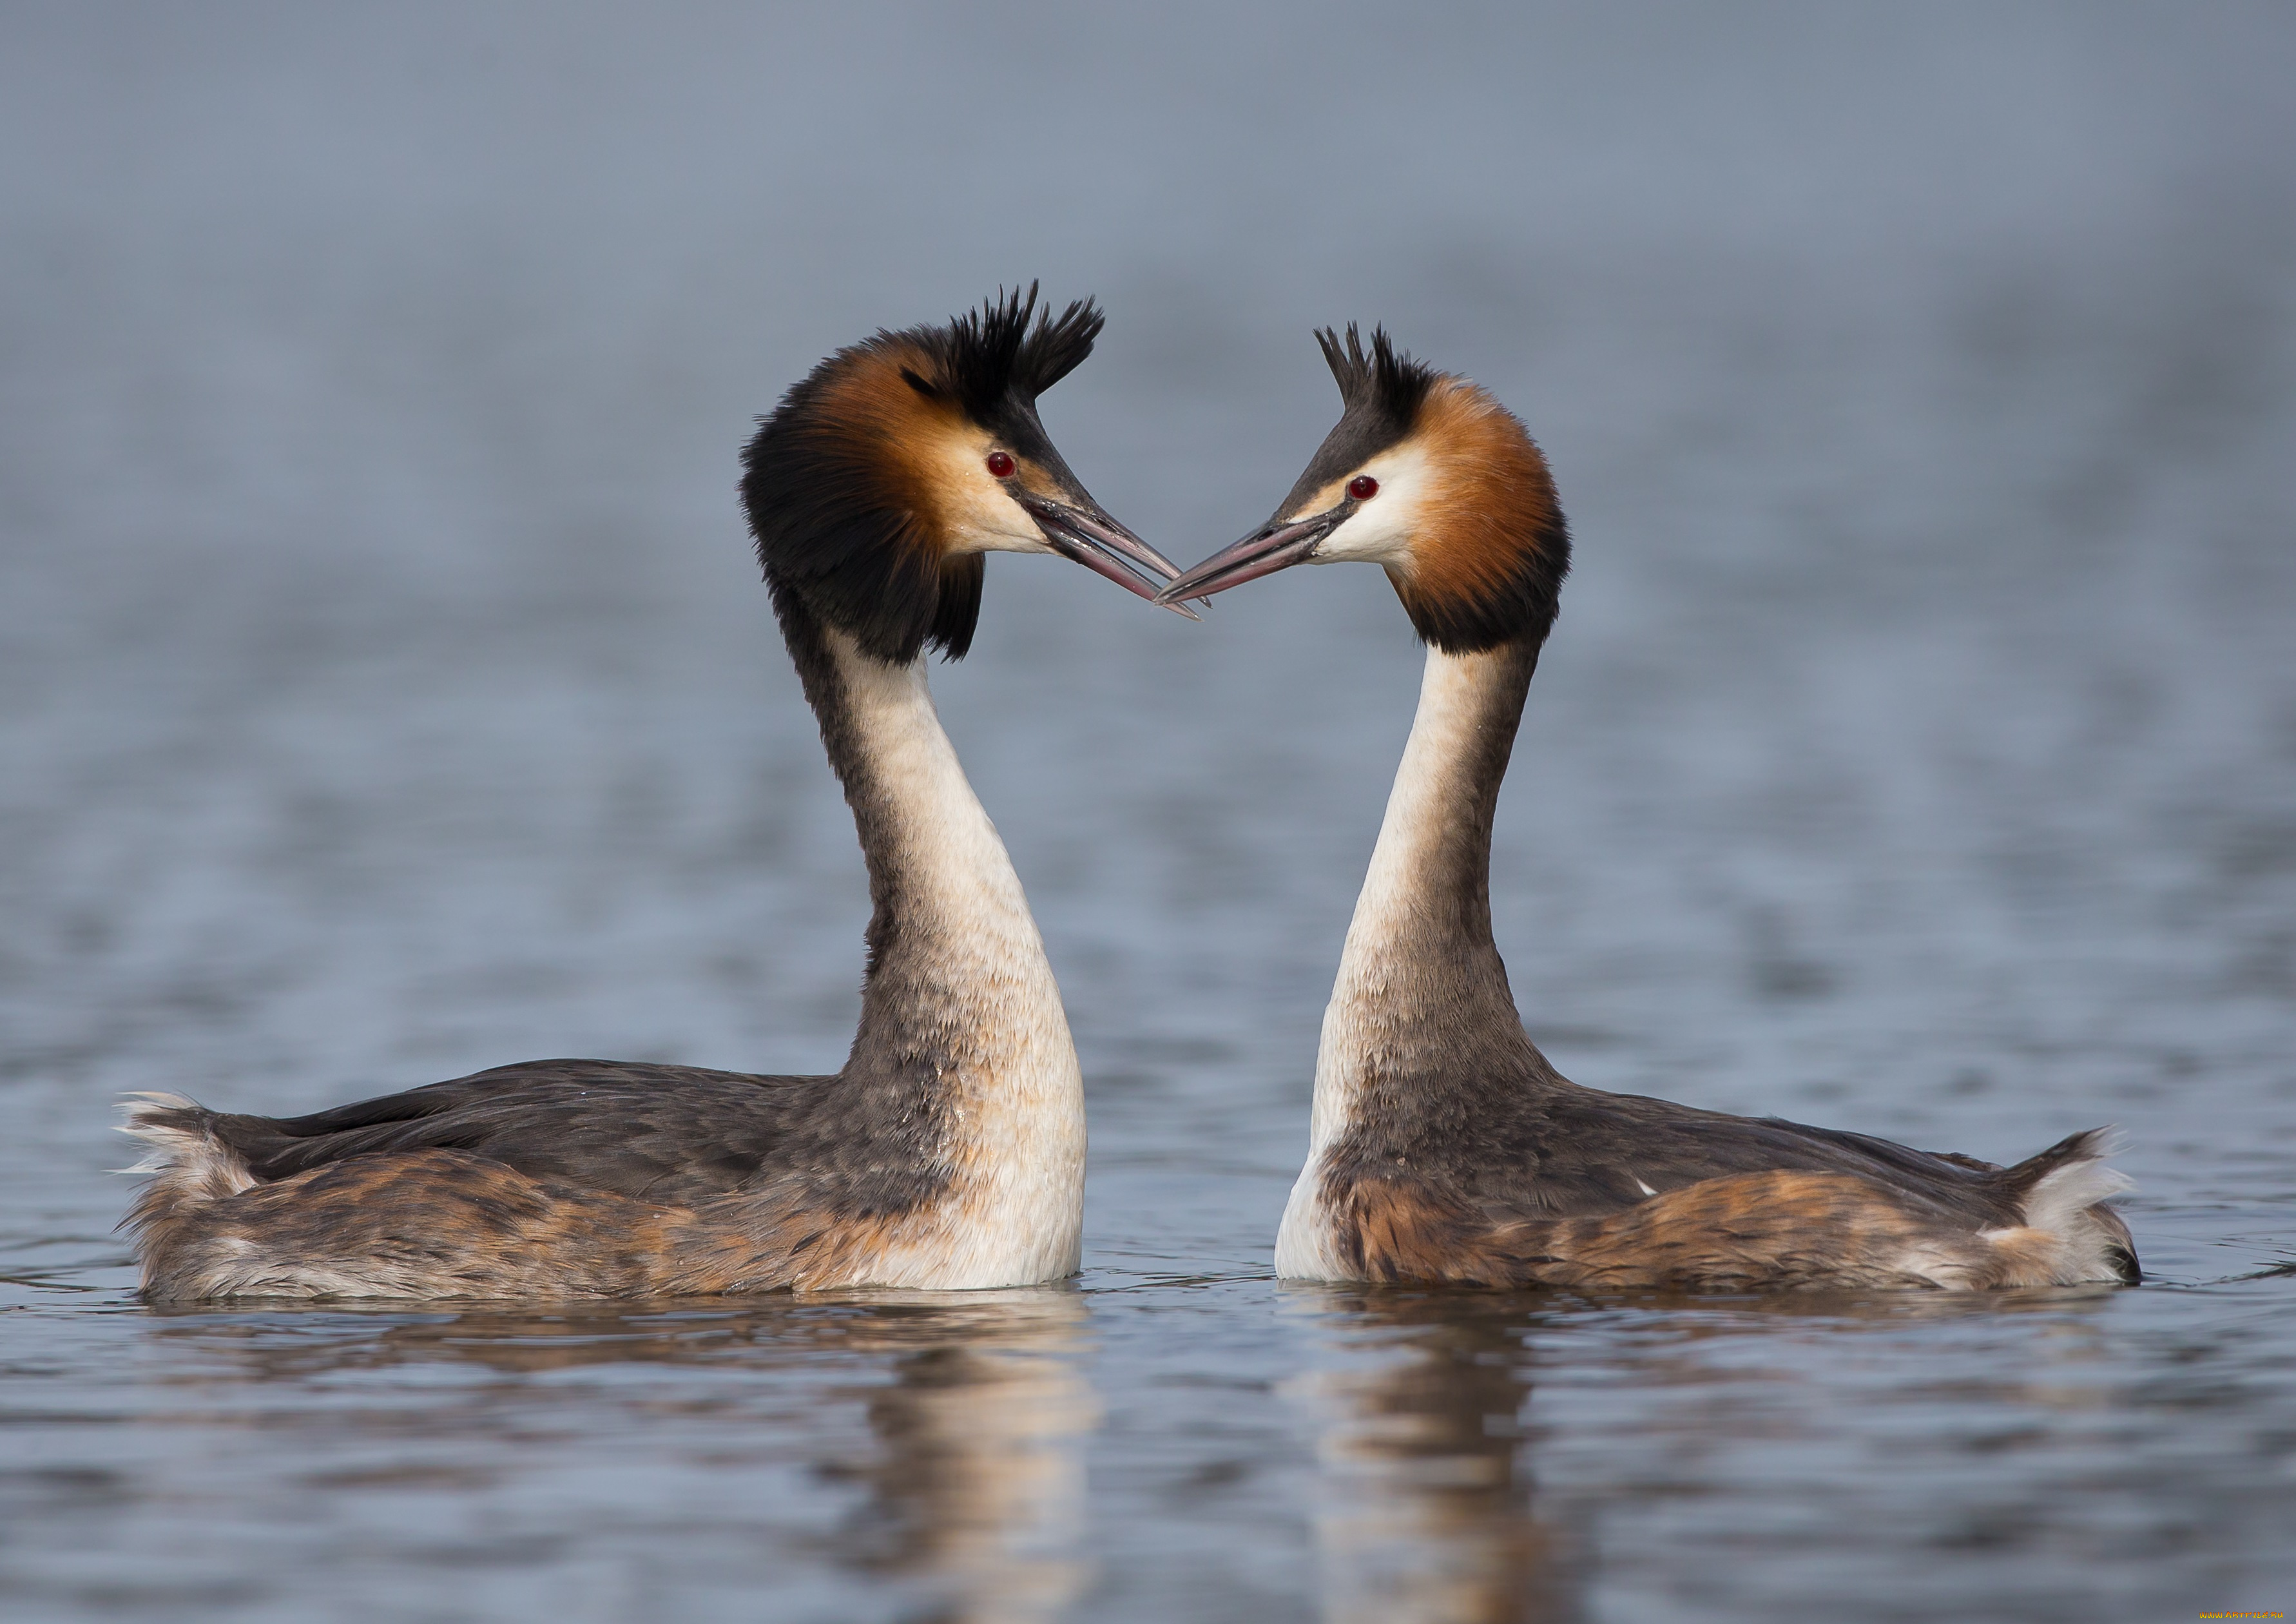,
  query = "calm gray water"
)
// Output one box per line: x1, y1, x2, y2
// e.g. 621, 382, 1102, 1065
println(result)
4, 6, 2293, 1619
